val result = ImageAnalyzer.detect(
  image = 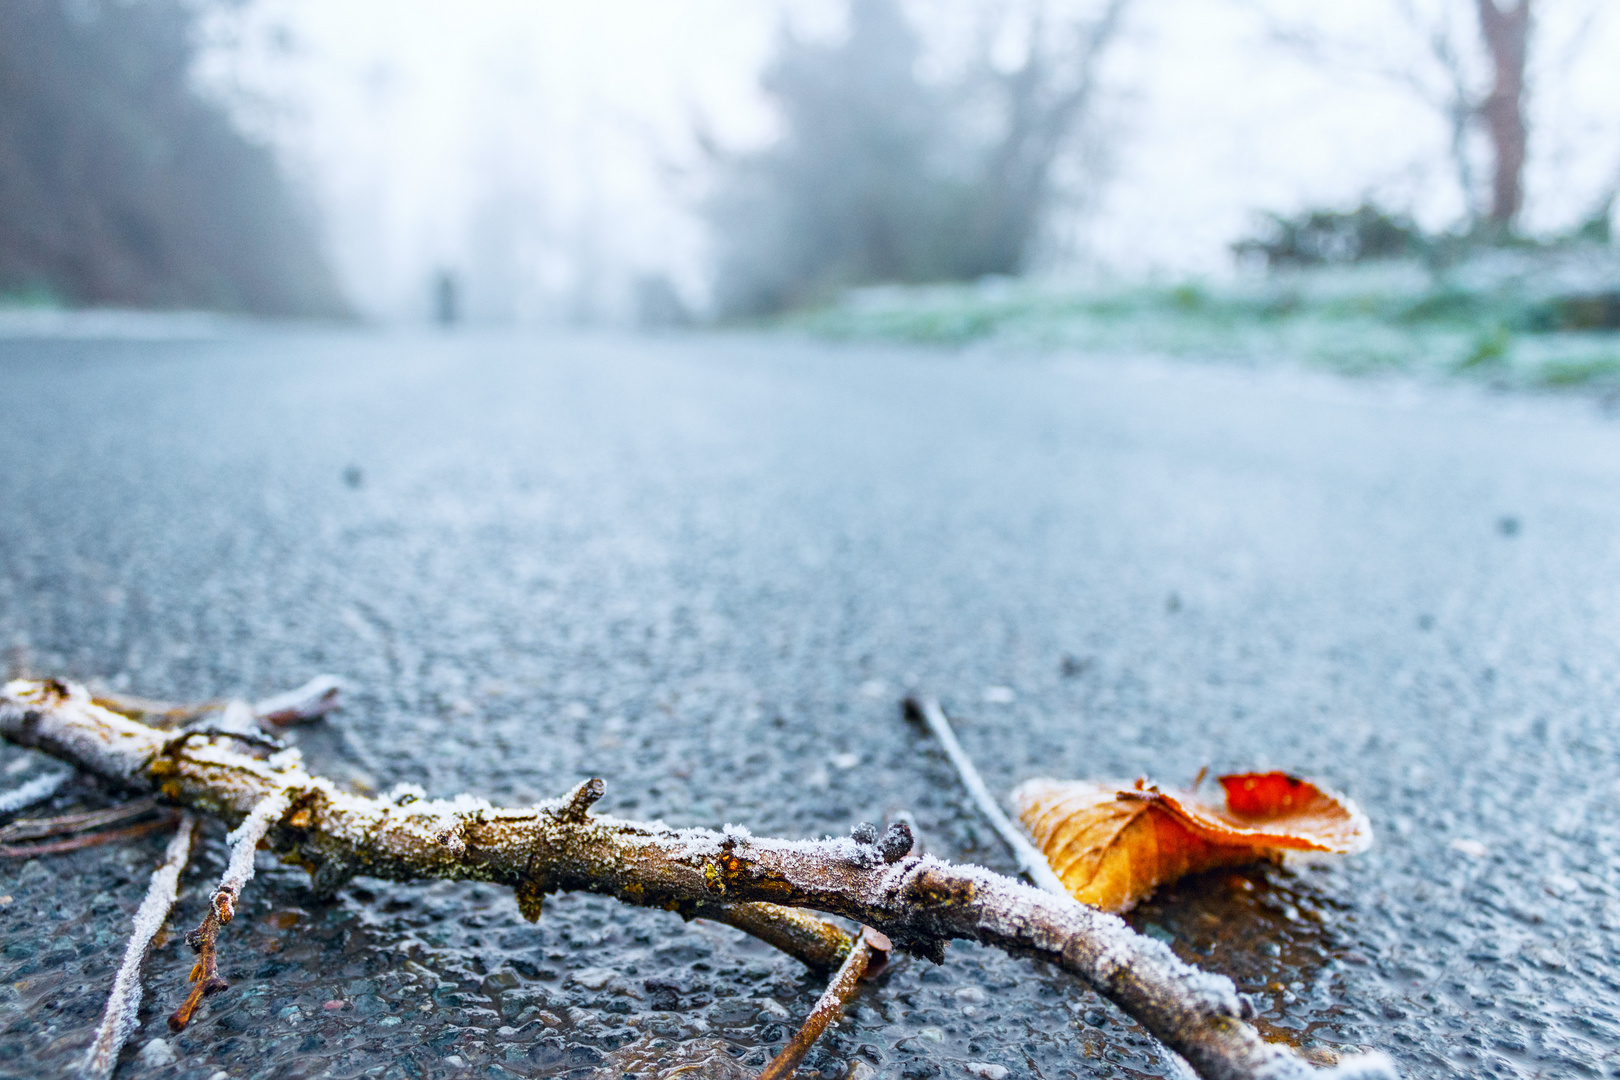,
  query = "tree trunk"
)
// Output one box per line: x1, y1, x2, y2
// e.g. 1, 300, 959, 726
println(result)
1474, 0, 1531, 227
